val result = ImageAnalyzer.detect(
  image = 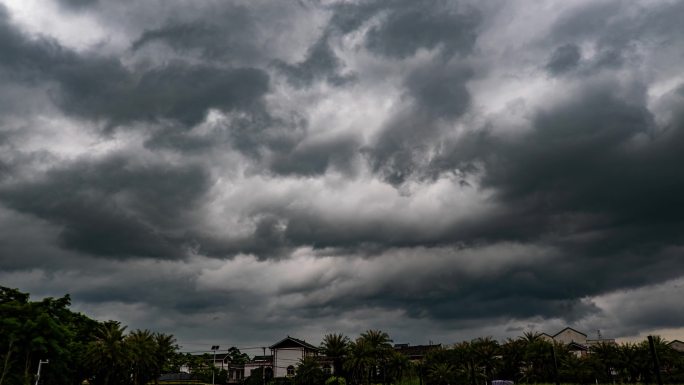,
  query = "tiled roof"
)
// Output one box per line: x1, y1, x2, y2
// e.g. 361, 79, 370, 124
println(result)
269, 336, 320, 351
553, 327, 587, 337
